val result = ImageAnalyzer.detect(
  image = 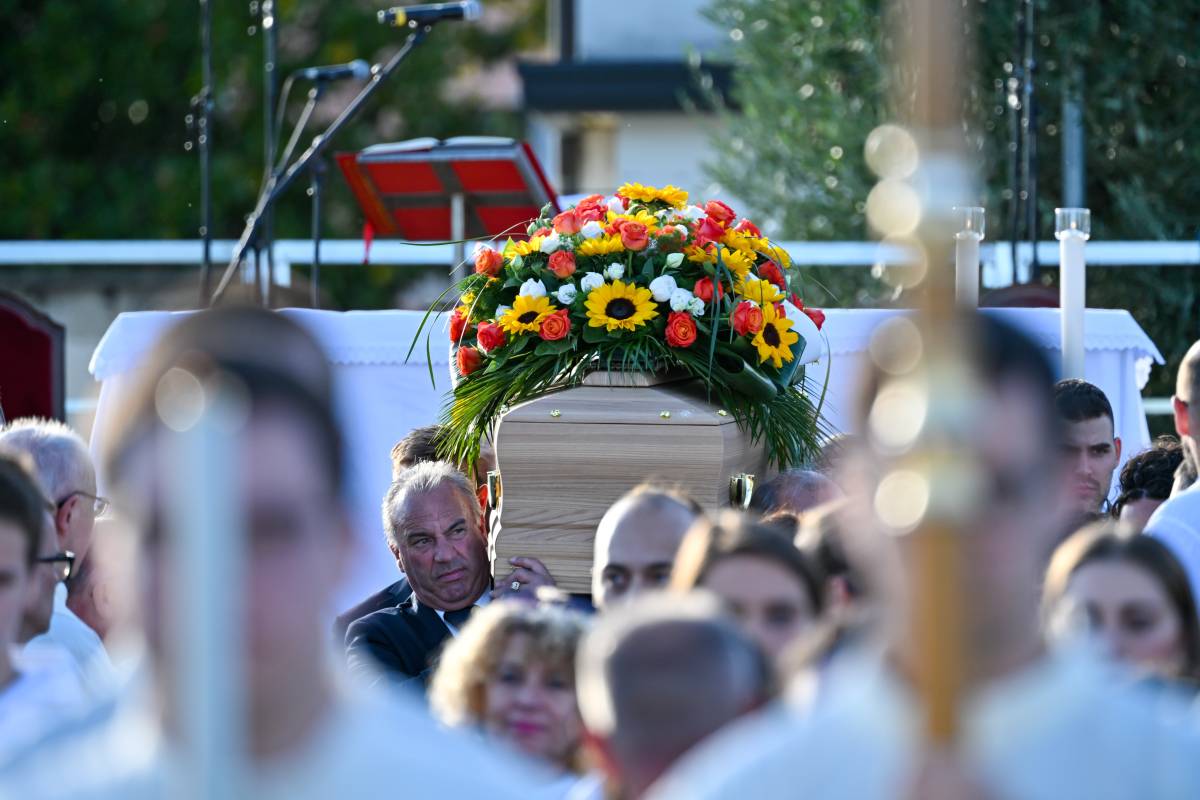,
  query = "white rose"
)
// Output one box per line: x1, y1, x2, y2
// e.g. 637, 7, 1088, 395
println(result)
683, 205, 706, 221
606, 196, 625, 214
496, 305, 511, 318
580, 272, 605, 293
555, 284, 578, 305
665, 252, 685, 268
648, 275, 678, 302
669, 288, 695, 312
605, 262, 625, 281
518, 279, 547, 298
539, 233, 561, 253
580, 220, 604, 239
688, 297, 706, 317
675, 224, 689, 238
